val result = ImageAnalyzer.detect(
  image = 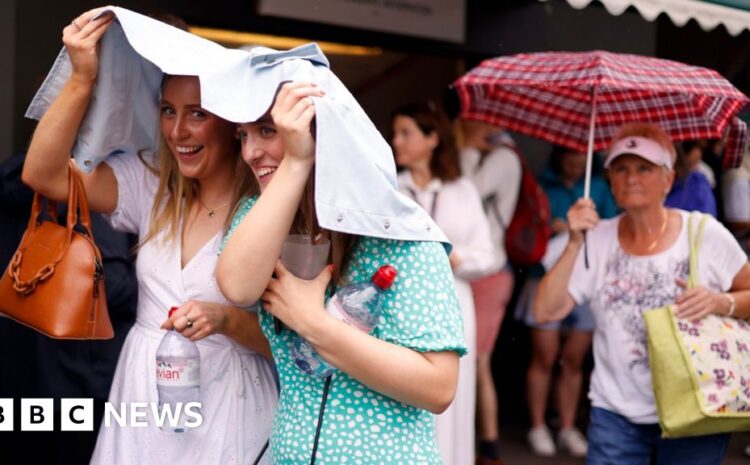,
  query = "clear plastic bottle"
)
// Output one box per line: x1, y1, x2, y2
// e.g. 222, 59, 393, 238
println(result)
291, 265, 397, 378
155, 307, 200, 432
